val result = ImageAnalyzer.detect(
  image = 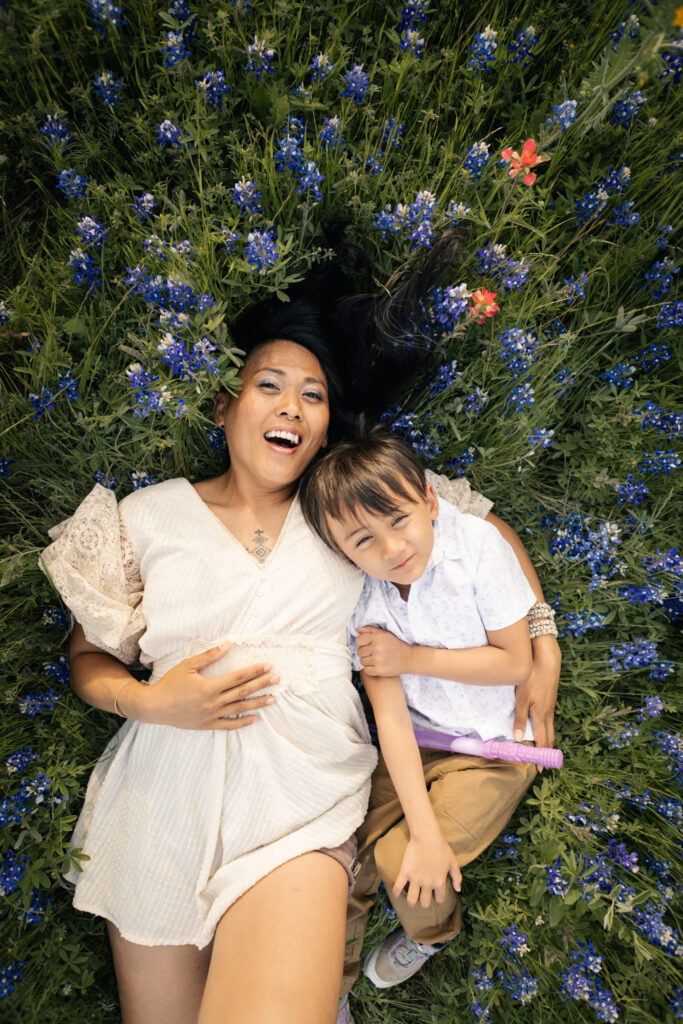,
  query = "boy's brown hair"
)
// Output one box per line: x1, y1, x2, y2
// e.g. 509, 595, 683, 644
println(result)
299, 423, 427, 552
